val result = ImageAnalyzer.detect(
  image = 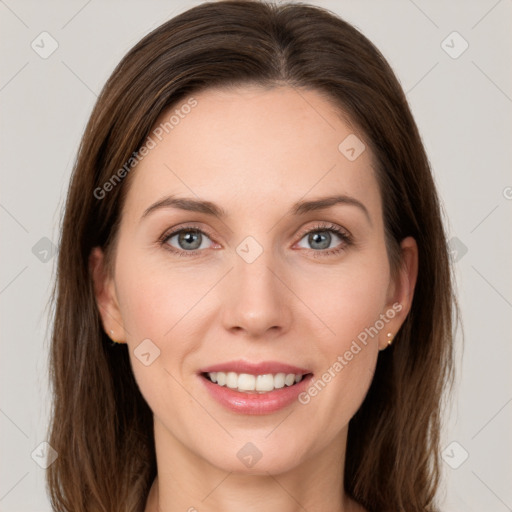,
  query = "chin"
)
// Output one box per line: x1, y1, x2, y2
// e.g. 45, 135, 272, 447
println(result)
200, 440, 308, 476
